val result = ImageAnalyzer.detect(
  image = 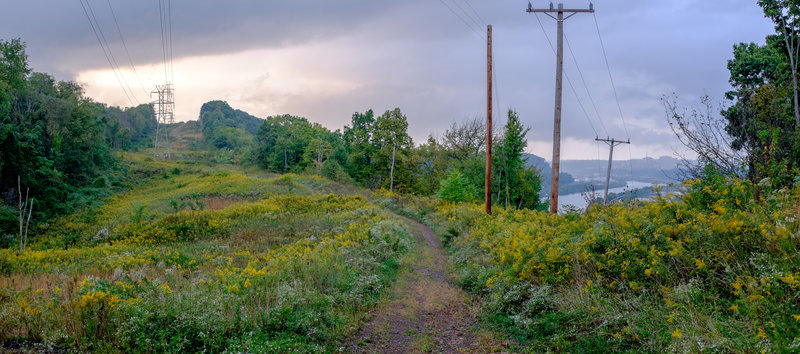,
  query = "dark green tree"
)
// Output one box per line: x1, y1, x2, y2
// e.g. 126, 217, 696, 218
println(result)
721, 37, 799, 185
343, 109, 377, 186
495, 109, 541, 209
255, 114, 346, 174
